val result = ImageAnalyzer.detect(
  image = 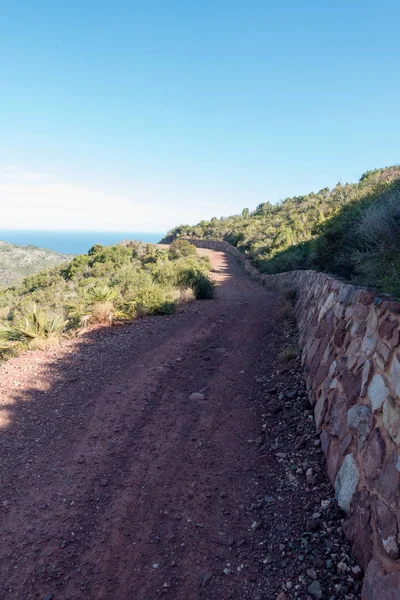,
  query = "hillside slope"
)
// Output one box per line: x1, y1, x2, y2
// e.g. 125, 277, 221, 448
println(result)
0, 240, 214, 360
0, 240, 73, 287
163, 166, 400, 296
